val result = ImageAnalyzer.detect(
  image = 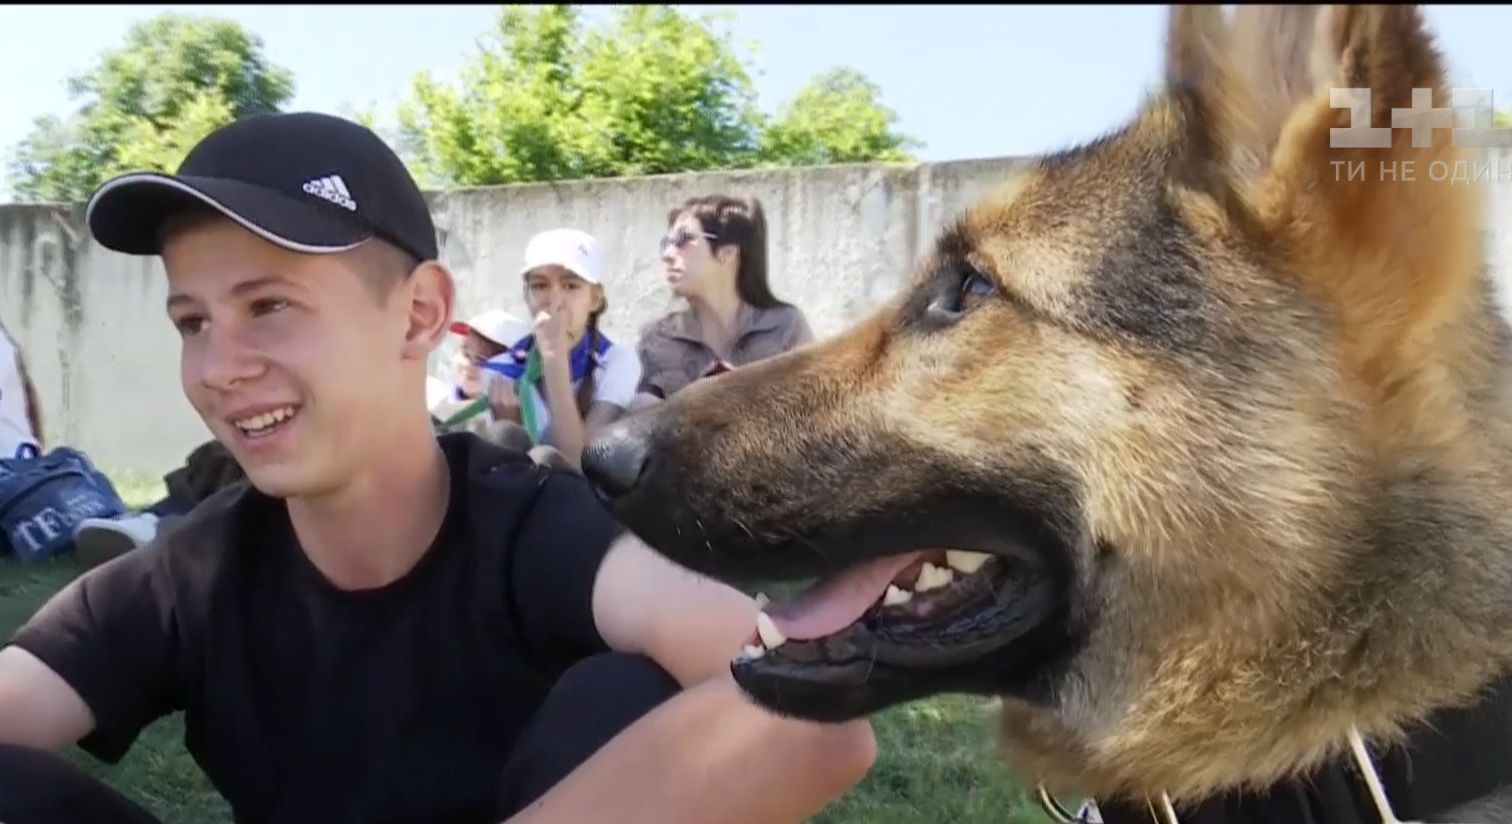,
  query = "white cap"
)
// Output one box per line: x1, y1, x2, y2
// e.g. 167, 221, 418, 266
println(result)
450, 308, 528, 348
520, 228, 603, 285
